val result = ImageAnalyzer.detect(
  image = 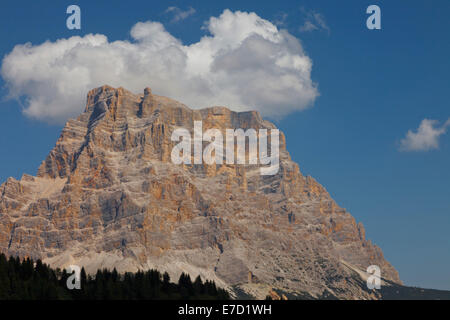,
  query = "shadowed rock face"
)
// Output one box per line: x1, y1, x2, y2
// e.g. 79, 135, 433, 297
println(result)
0, 85, 400, 299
